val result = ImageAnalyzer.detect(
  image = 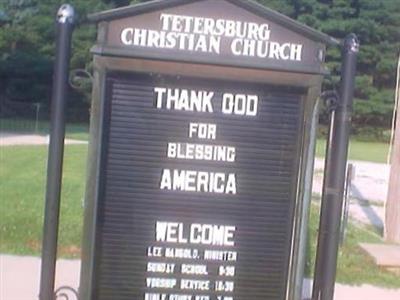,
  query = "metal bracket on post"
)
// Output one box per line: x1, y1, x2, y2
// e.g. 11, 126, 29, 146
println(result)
54, 286, 79, 300
69, 69, 94, 91
321, 90, 339, 112
312, 34, 359, 300
39, 4, 75, 300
